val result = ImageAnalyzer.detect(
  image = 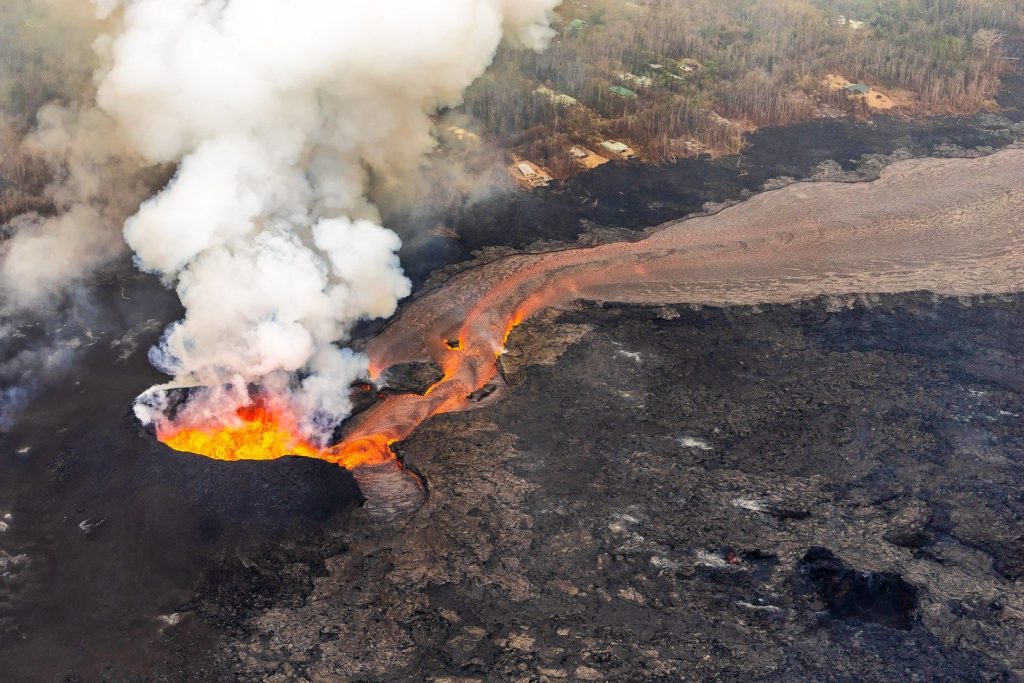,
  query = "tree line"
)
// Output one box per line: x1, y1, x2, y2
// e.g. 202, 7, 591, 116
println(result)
459, 0, 1021, 171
